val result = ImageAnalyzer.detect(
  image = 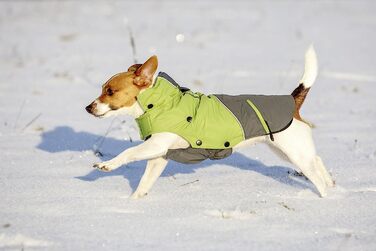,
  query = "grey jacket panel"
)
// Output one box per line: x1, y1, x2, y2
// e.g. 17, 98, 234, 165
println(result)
166, 148, 232, 164
215, 94, 295, 139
